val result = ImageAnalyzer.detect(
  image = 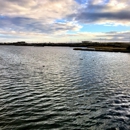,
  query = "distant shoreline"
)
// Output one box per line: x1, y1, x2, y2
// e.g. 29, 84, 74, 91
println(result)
0, 41, 130, 47
1, 41, 130, 53
73, 47, 130, 53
